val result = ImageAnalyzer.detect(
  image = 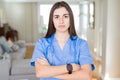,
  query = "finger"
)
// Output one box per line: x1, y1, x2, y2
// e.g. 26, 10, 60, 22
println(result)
40, 57, 48, 61
37, 58, 49, 65
38, 59, 48, 63
39, 57, 49, 63
36, 58, 45, 63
